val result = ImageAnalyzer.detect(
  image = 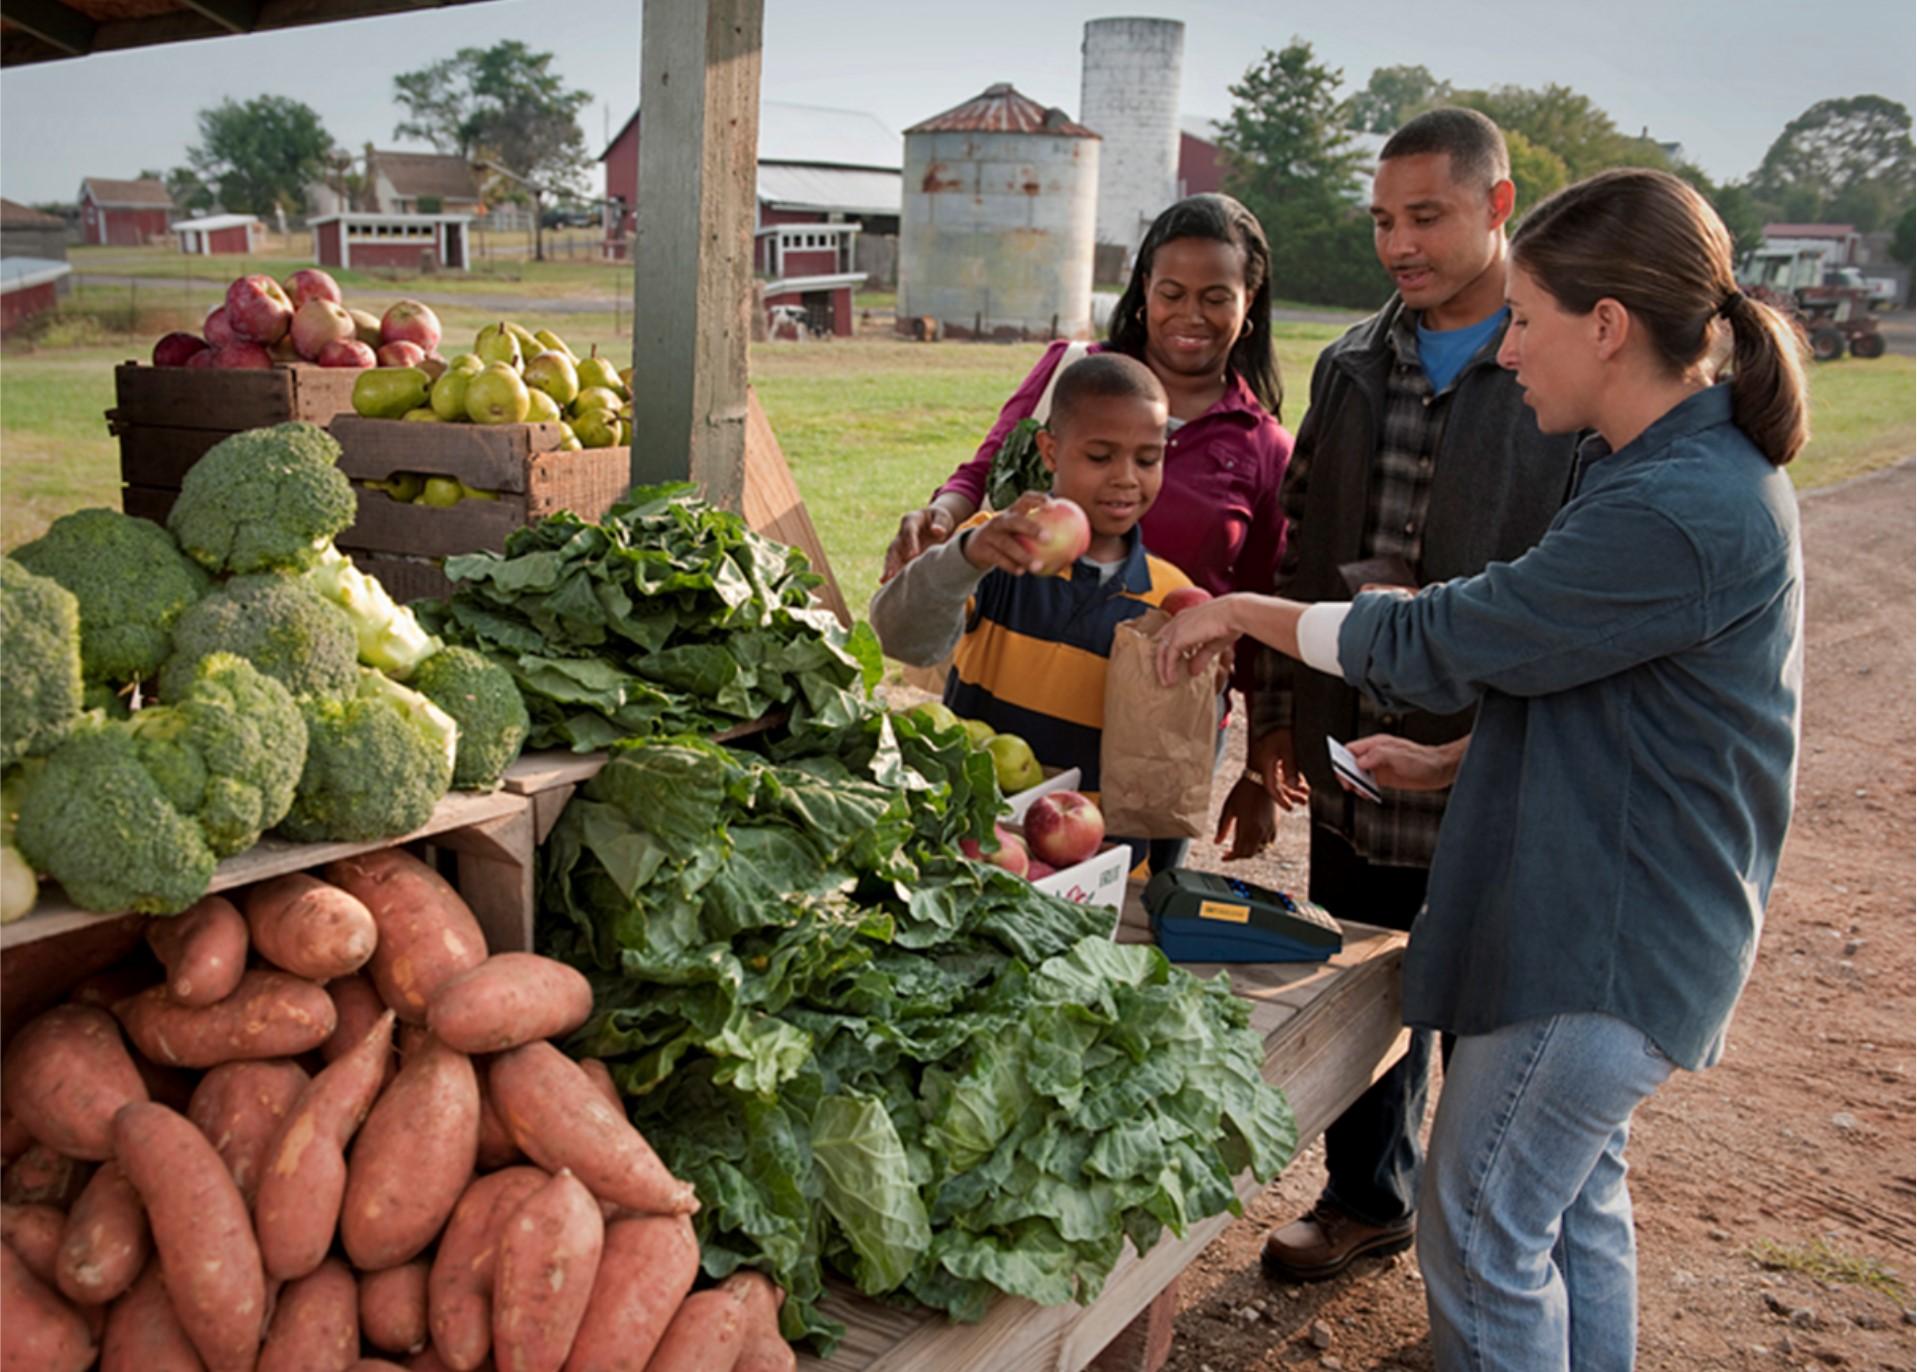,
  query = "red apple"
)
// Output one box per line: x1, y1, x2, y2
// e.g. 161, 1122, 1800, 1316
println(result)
151, 332, 208, 367
291, 298, 358, 361
380, 299, 442, 353
210, 342, 273, 369
1019, 496, 1093, 575
316, 338, 377, 369
202, 305, 236, 349
348, 307, 382, 344
1026, 860, 1057, 880
959, 824, 1030, 879
281, 267, 342, 311
1023, 790, 1105, 868
224, 274, 293, 344
377, 340, 427, 369
418, 352, 449, 383
1161, 586, 1214, 616
185, 348, 217, 369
